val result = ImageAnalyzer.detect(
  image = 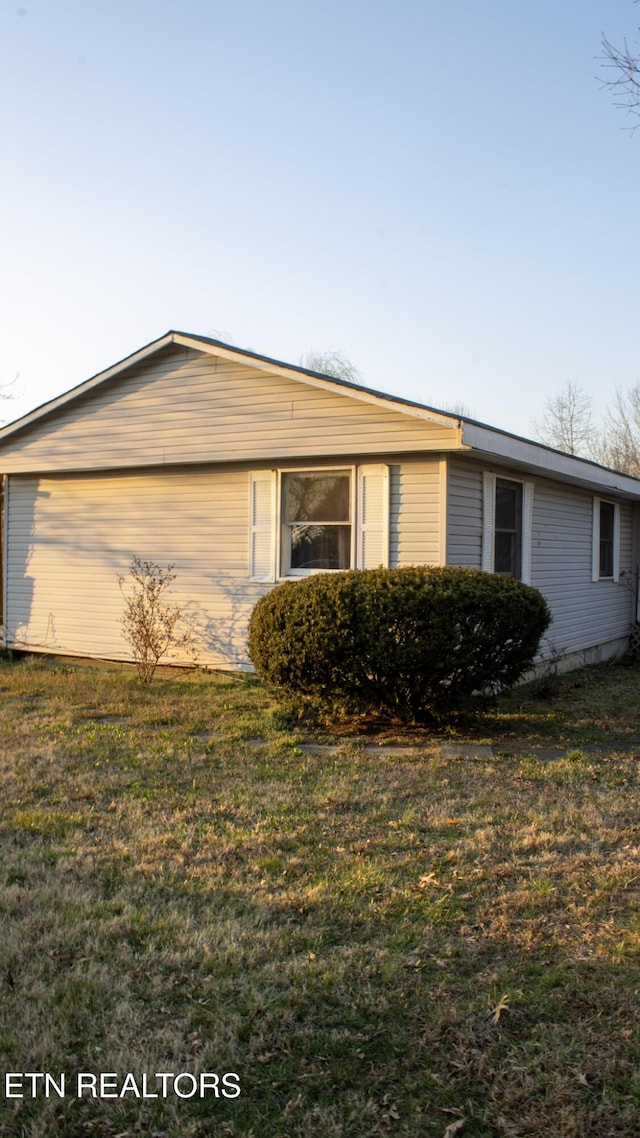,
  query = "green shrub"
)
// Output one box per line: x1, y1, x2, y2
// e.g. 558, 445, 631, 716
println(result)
248, 567, 551, 722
